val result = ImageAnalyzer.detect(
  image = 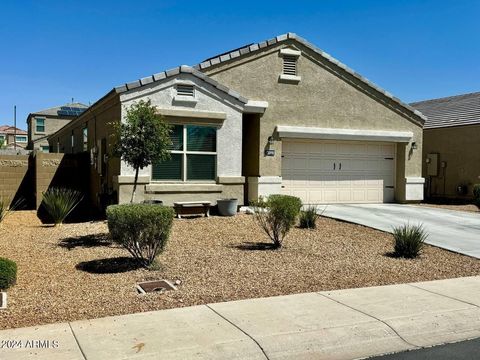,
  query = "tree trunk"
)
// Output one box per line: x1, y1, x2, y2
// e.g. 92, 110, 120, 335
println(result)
131, 166, 139, 203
